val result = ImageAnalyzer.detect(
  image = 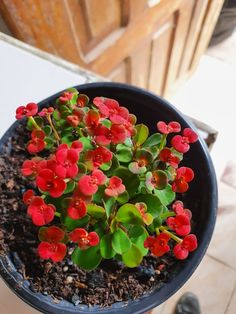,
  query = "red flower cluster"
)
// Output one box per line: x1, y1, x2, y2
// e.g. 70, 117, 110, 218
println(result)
69, 228, 99, 250
173, 234, 197, 260
172, 167, 194, 193
157, 121, 181, 134
159, 148, 180, 168
59, 91, 74, 103
27, 196, 55, 226
94, 124, 126, 146
36, 169, 66, 197
55, 145, 80, 179
144, 233, 170, 257
27, 130, 46, 154
171, 128, 198, 153
38, 107, 54, 117
38, 226, 66, 262
85, 146, 113, 170
167, 214, 190, 236
78, 170, 106, 196
172, 200, 192, 219
66, 108, 84, 127
67, 196, 87, 220
105, 176, 125, 197
16, 103, 38, 119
